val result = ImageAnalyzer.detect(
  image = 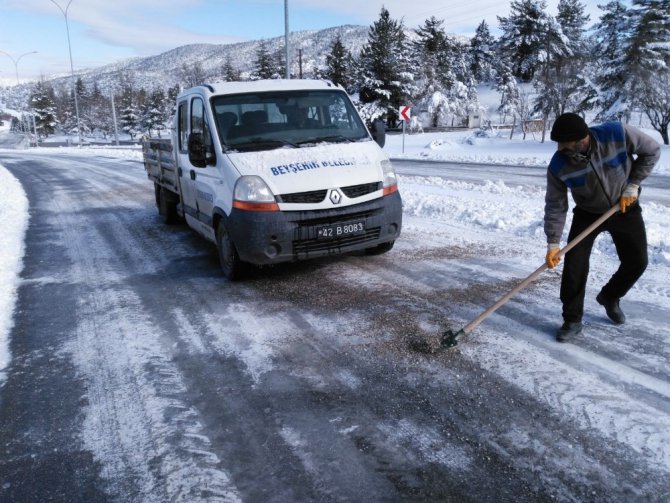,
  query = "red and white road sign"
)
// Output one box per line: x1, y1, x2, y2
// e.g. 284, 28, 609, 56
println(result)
399, 105, 411, 121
